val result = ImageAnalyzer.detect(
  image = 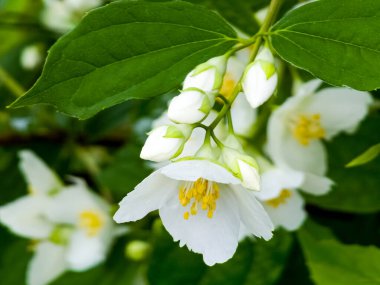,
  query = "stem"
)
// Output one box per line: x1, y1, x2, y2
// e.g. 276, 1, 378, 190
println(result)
0, 66, 25, 97
208, 0, 283, 131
